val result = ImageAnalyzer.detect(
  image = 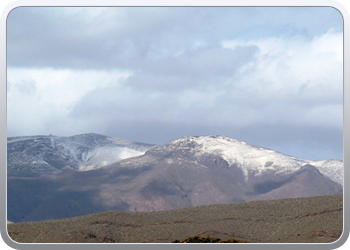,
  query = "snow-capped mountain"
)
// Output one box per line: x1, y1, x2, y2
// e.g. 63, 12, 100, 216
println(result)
94, 135, 342, 212
7, 133, 155, 177
7, 134, 343, 223
147, 135, 343, 185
